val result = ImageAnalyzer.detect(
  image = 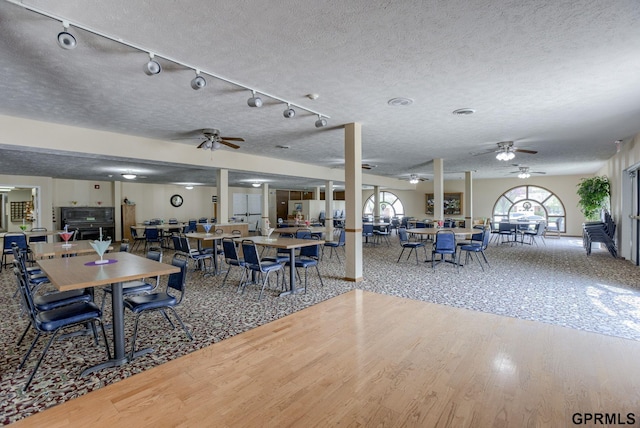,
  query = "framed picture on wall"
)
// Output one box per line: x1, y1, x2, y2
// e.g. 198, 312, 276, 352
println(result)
425, 193, 463, 216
